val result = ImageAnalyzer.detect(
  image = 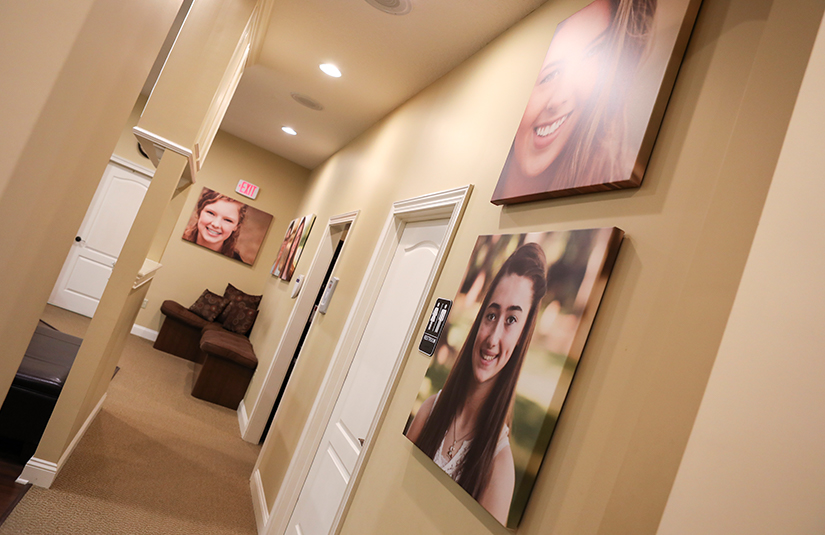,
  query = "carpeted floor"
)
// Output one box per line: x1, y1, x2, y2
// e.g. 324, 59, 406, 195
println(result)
0, 306, 261, 534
